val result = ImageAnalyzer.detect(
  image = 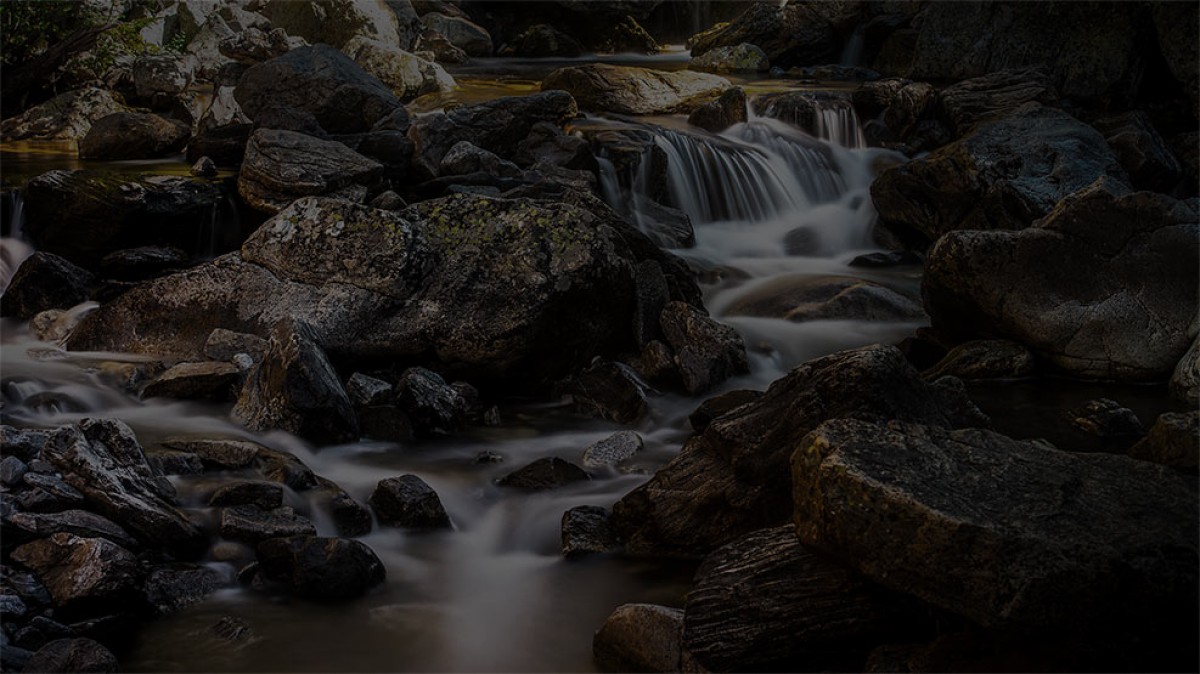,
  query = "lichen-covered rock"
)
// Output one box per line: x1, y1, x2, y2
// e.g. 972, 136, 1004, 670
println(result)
344, 36, 456, 102
0, 88, 126, 141
541, 64, 729, 115
237, 128, 383, 213
581, 431, 643, 469
690, 43, 769, 74
262, 0, 411, 51
420, 12, 492, 56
